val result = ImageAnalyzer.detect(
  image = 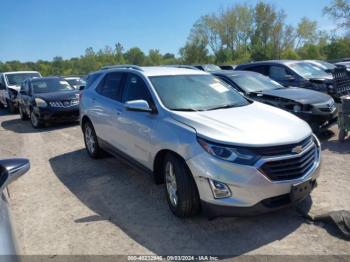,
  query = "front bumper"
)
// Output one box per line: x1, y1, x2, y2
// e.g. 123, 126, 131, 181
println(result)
187, 141, 321, 218
295, 108, 338, 130
34, 105, 79, 122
